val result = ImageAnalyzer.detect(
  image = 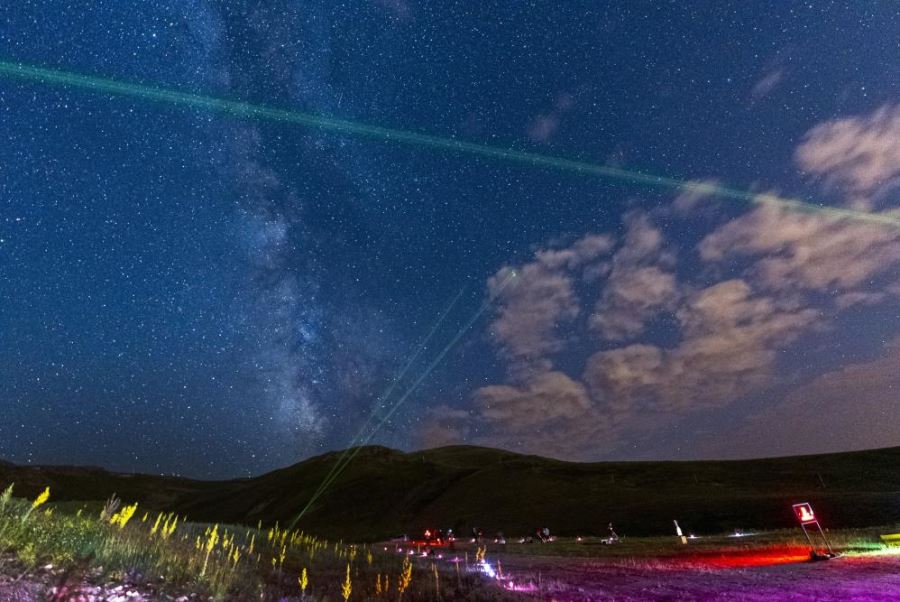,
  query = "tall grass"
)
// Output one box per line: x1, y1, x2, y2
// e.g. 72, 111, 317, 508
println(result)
0, 483, 519, 601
